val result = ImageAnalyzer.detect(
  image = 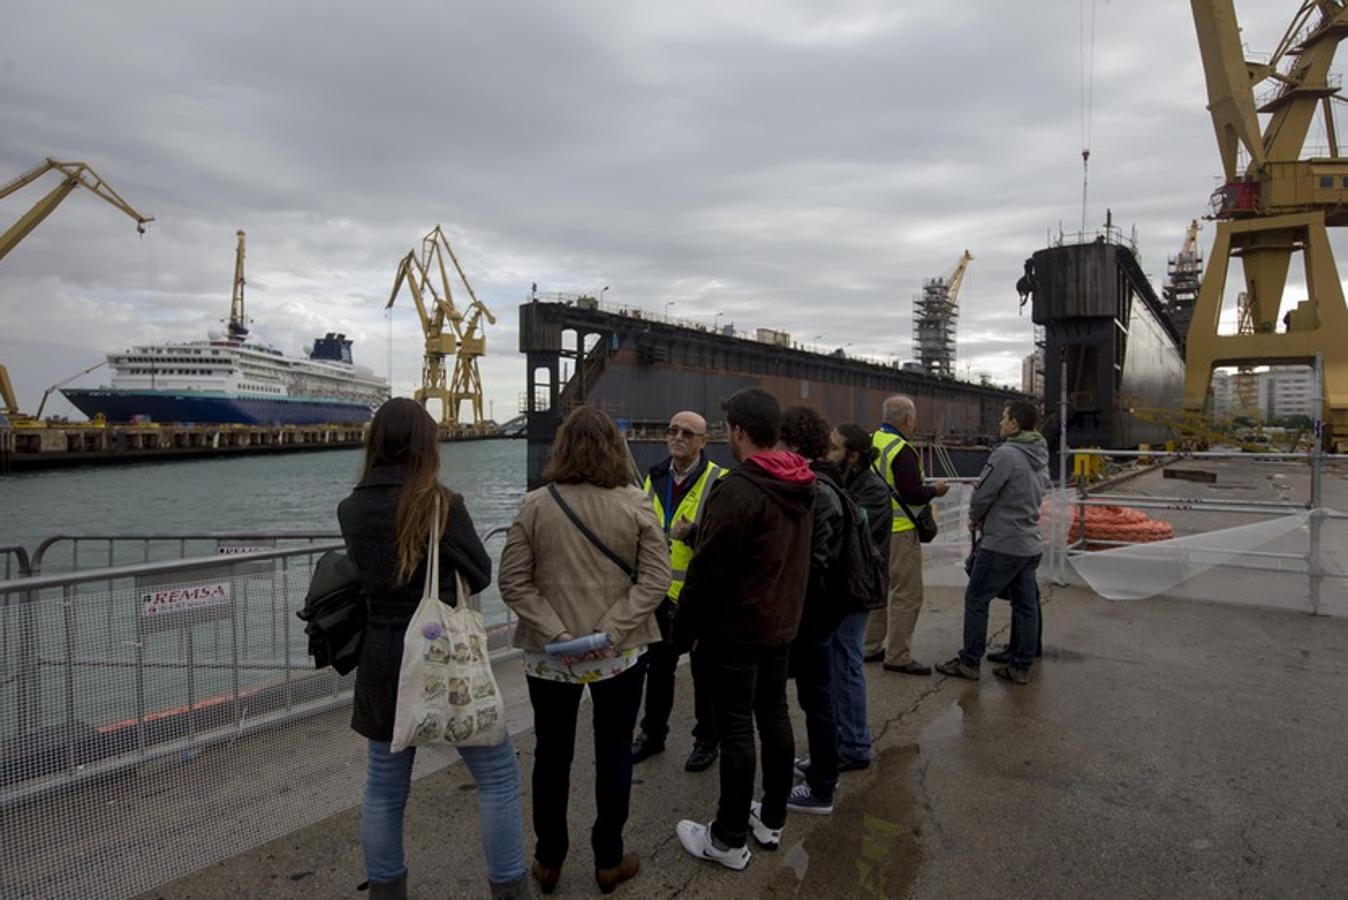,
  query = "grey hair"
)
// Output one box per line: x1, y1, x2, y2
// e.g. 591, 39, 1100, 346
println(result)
882, 395, 916, 425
